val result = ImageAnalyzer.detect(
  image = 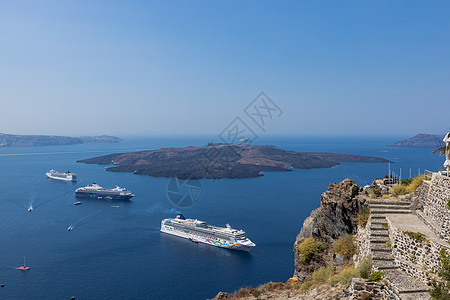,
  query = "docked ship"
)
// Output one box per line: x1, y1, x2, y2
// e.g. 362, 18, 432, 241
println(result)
160, 214, 255, 252
75, 183, 134, 200
46, 169, 77, 182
